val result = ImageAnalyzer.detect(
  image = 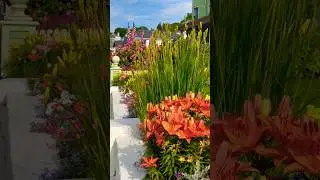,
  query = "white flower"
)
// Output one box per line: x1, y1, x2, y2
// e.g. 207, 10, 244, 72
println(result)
59, 90, 75, 105
46, 102, 57, 115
